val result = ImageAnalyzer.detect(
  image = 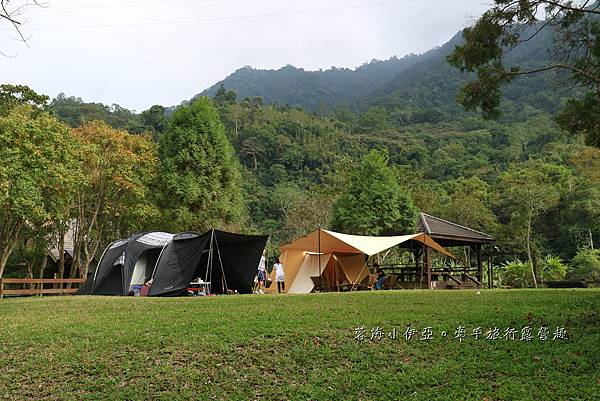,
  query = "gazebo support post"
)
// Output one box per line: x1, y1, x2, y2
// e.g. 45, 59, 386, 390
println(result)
488, 255, 493, 289
425, 246, 431, 289
476, 245, 483, 288
413, 249, 420, 284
